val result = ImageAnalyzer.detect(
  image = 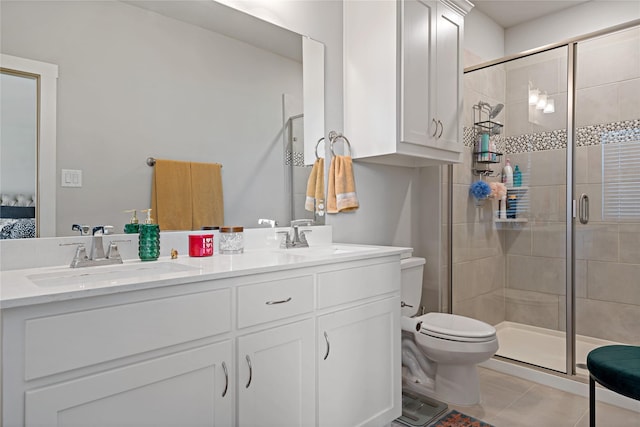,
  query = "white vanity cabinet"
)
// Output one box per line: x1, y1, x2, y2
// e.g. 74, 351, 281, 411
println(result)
2, 285, 234, 427
344, 0, 472, 167
235, 275, 316, 426
24, 341, 233, 426
237, 320, 315, 426
1, 251, 403, 427
317, 260, 402, 427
